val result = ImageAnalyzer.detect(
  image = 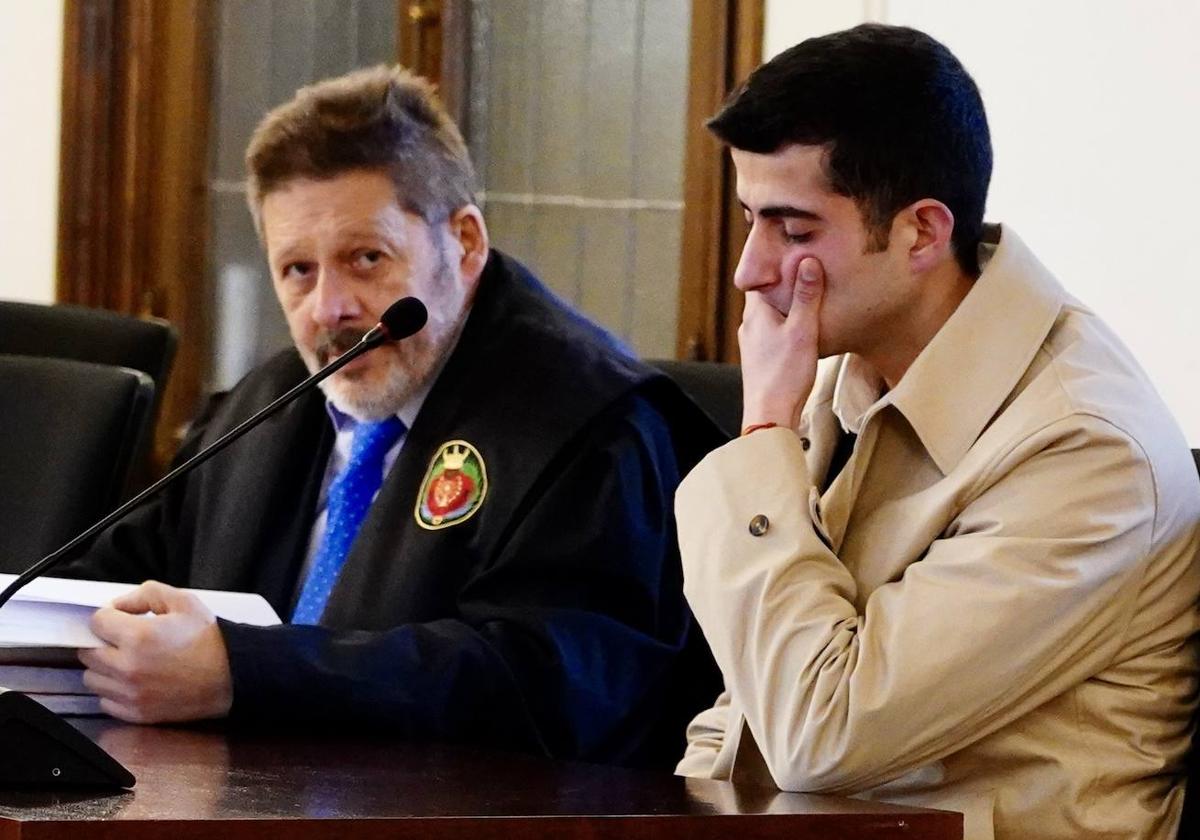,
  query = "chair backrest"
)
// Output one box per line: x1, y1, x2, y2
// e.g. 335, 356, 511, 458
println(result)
649, 360, 743, 439
0, 301, 177, 488
0, 301, 177, 391
0, 355, 154, 571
